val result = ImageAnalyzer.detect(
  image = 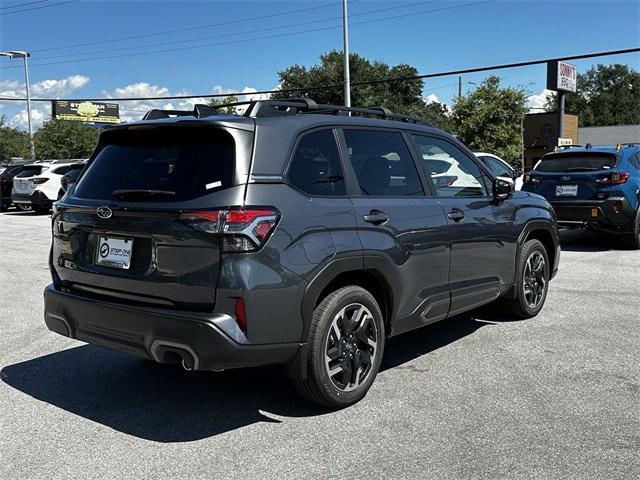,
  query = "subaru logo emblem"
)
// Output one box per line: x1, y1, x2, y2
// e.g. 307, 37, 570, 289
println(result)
96, 206, 113, 219
561, 176, 571, 181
